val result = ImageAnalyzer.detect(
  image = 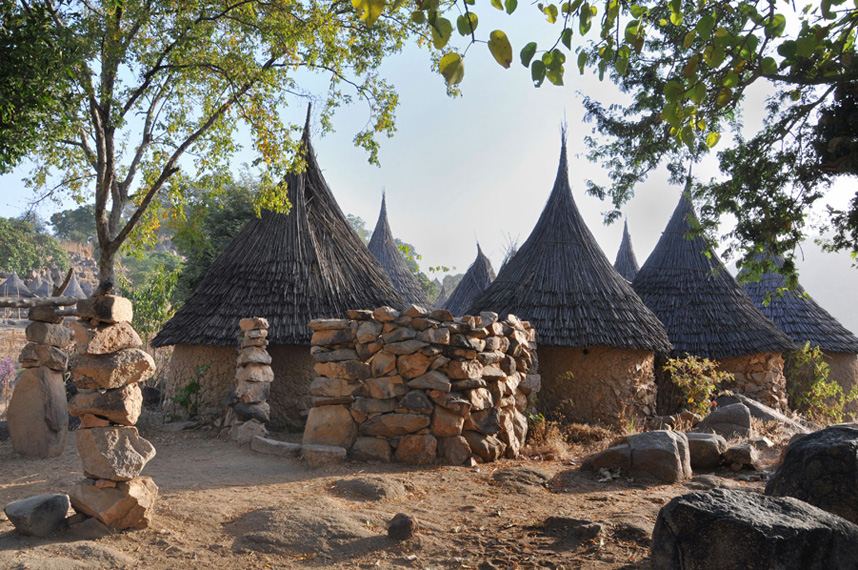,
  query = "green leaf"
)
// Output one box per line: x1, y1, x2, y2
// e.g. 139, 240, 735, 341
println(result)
796, 36, 817, 57
821, 0, 835, 19
696, 14, 715, 39
491, 0, 503, 9
456, 13, 478, 36
546, 68, 564, 85
690, 82, 706, 104
431, 17, 453, 49
705, 132, 721, 147
439, 52, 465, 85
662, 103, 680, 127
680, 125, 695, 149
703, 45, 726, 67
614, 56, 629, 75
520, 42, 537, 67
561, 28, 573, 49
488, 29, 513, 68
351, 0, 386, 27
668, 0, 681, 14
761, 56, 778, 75
625, 20, 640, 44
579, 2, 592, 34
664, 80, 684, 102
543, 4, 558, 23
629, 4, 644, 18
716, 87, 733, 106
577, 50, 588, 73
765, 14, 786, 38
669, 11, 683, 25
410, 10, 426, 24
777, 40, 797, 59
531, 60, 546, 86
683, 30, 697, 48
505, 0, 518, 13
542, 48, 566, 70
722, 70, 739, 87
